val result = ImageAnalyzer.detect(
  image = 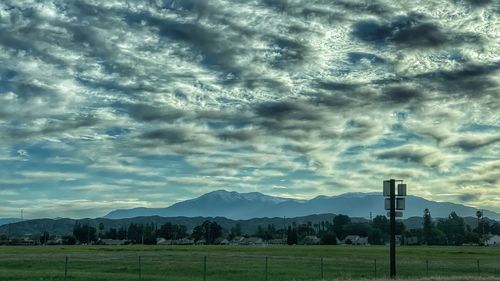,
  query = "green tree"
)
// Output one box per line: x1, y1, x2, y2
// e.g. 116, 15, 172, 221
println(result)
368, 228, 384, 245
117, 227, 127, 240
422, 208, 434, 245
286, 226, 298, 245
320, 231, 337, 245
229, 223, 242, 240
127, 223, 143, 244
437, 212, 465, 245
191, 221, 222, 244
373, 216, 389, 234
73, 222, 97, 244
343, 222, 371, 237
98, 222, 105, 238
333, 214, 351, 240
40, 231, 50, 245
105, 228, 118, 239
